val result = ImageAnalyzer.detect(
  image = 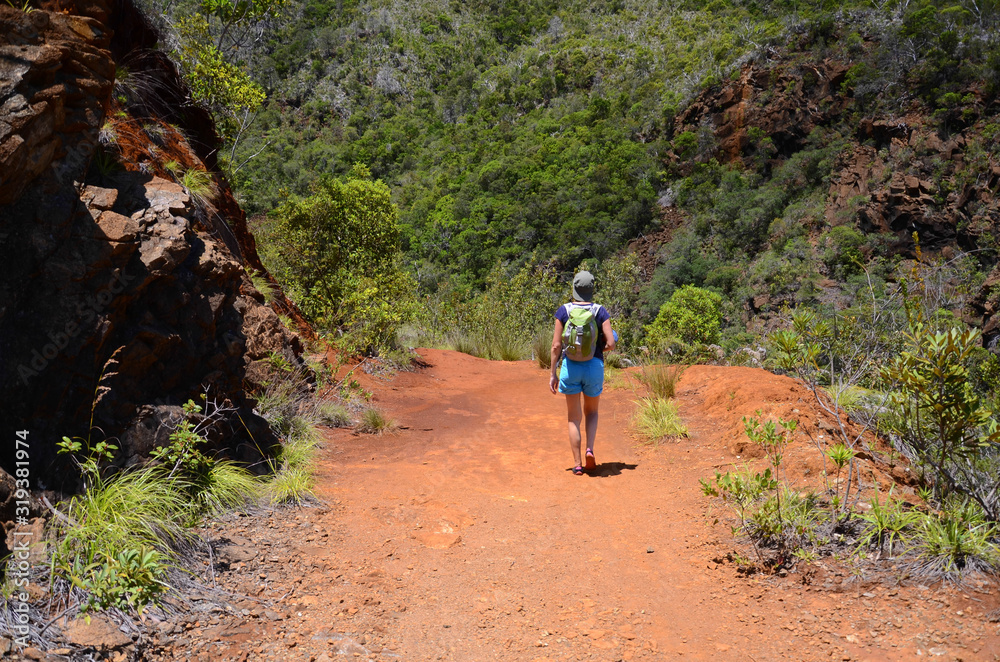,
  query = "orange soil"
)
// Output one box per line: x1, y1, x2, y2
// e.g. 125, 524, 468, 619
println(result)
162, 349, 1000, 661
